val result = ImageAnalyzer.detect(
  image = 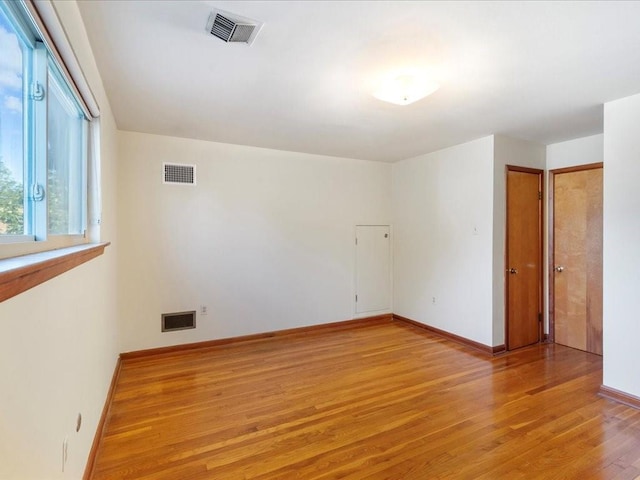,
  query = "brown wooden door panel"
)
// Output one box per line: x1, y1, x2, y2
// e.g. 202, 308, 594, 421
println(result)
554, 172, 587, 350
506, 168, 542, 350
552, 166, 602, 355
586, 169, 603, 354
